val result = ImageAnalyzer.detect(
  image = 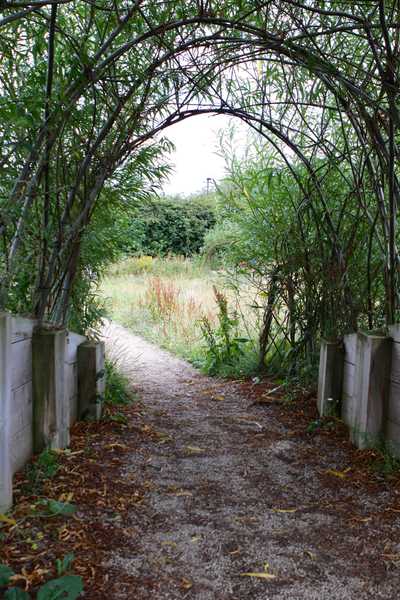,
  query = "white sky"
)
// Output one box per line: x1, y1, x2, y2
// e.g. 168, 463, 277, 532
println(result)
161, 113, 246, 196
